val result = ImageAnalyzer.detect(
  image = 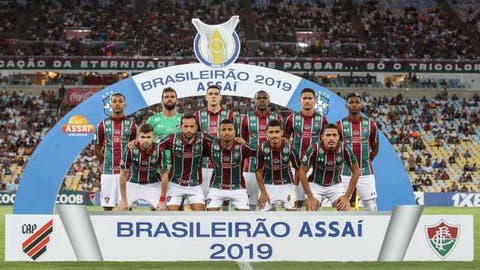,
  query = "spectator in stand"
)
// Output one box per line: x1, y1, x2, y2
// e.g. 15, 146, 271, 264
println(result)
439, 170, 450, 180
